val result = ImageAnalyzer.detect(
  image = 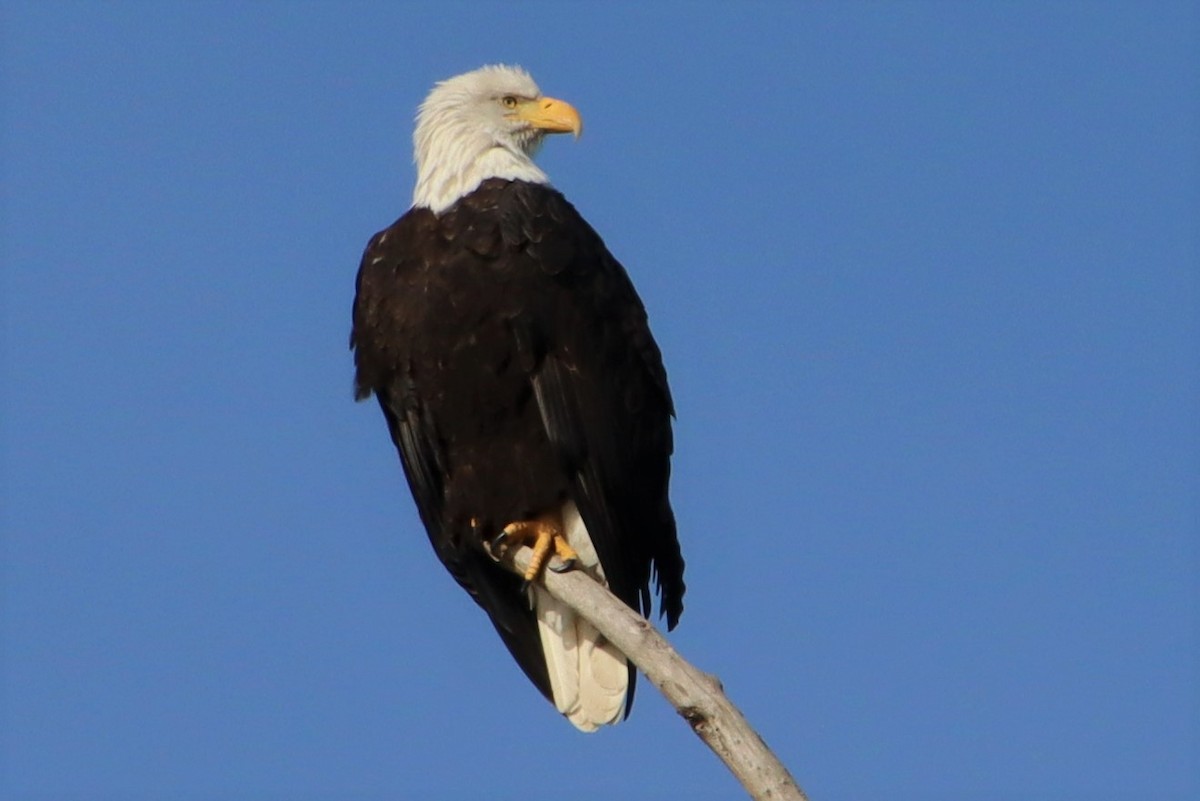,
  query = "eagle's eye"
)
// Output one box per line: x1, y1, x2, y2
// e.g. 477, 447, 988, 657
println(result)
501, 95, 518, 109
